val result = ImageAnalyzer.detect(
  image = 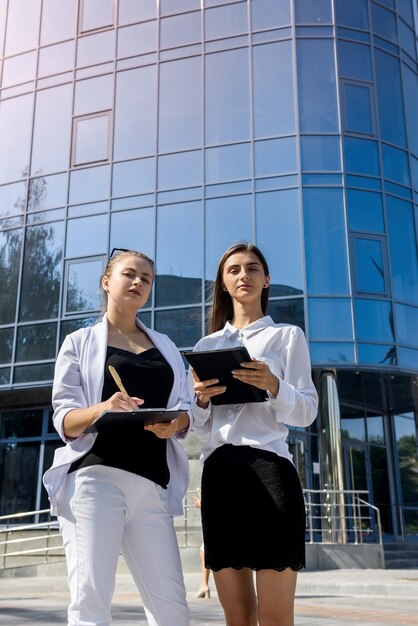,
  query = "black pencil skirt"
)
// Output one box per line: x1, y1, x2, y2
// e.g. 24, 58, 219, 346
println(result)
201, 444, 306, 572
